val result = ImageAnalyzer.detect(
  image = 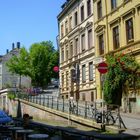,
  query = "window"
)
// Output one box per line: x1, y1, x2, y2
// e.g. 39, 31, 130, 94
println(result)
81, 5, 84, 22
87, 0, 91, 16
61, 48, 64, 62
66, 45, 69, 60
66, 71, 69, 90
98, 34, 104, 55
74, 12, 78, 26
82, 93, 86, 101
65, 20, 68, 34
70, 42, 73, 58
88, 29, 93, 49
97, 0, 102, 19
126, 18, 134, 42
113, 26, 119, 49
89, 62, 93, 81
111, 0, 117, 10
69, 16, 72, 31
61, 24, 64, 38
91, 92, 94, 101
81, 34, 85, 51
62, 74, 64, 90
82, 64, 86, 83
75, 38, 79, 55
